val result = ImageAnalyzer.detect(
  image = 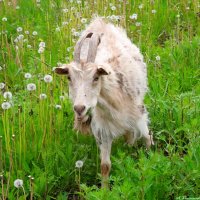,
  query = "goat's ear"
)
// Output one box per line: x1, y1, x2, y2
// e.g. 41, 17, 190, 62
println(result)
97, 65, 110, 76
54, 65, 69, 75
